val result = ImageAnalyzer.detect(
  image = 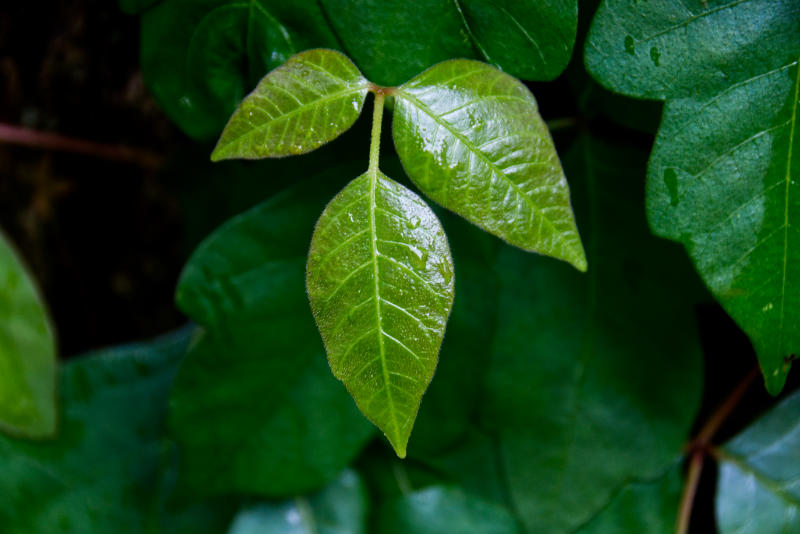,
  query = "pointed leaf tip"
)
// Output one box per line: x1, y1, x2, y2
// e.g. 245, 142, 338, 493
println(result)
306, 172, 455, 456
392, 59, 585, 270
212, 49, 369, 160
